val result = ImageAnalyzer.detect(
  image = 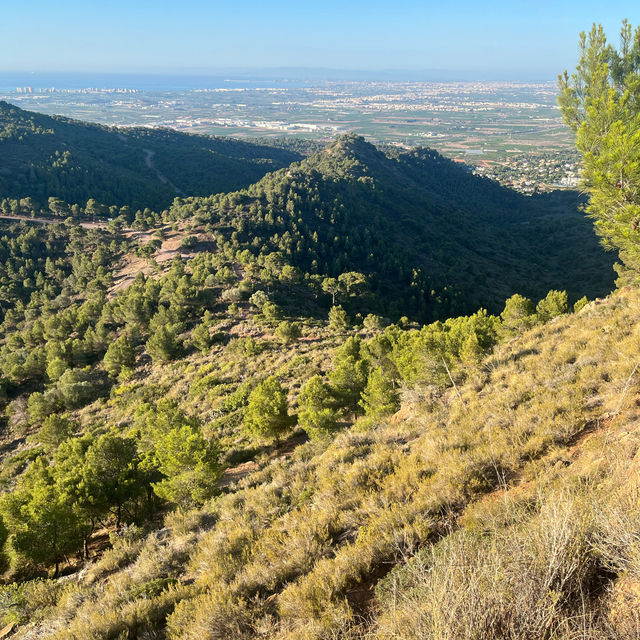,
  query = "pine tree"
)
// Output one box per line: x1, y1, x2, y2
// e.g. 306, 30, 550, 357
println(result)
244, 377, 291, 441
191, 322, 213, 354
103, 334, 136, 376
0, 458, 85, 576
261, 301, 283, 323
328, 305, 349, 332
500, 294, 536, 336
360, 367, 399, 418
459, 332, 484, 367
574, 296, 589, 313
146, 325, 180, 362
38, 413, 74, 450
151, 423, 220, 507
297, 375, 338, 439
536, 290, 568, 323
80, 434, 142, 528
329, 336, 369, 409
559, 22, 640, 282
321, 277, 341, 305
